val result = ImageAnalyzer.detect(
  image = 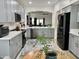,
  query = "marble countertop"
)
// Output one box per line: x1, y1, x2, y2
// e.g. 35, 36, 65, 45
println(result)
9, 26, 16, 30
21, 26, 55, 30
8, 26, 55, 30
70, 29, 79, 36
0, 31, 22, 40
